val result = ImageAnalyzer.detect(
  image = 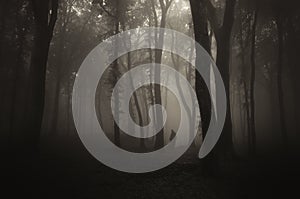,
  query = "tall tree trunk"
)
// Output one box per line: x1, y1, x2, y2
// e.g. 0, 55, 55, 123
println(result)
22, 0, 58, 154
113, 0, 121, 147
190, 0, 217, 175
237, 7, 253, 156
126, 51, 146, 149
249, 7, 258, 155
189, 0, 237, 174
146, 4, 157, 145
50, 1, 69, 136
154, 3, 168, 149
170, 32, 193, 146
286, 15, 300, 144
190, 0, 211, 141
152, 0, 172, 149
212, 0, 236, 161
0, 0, 8, 44
9, 25, 26, 145
51, 72, 62, 134
66, 79, 71, 135
276, 15, 288, 152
